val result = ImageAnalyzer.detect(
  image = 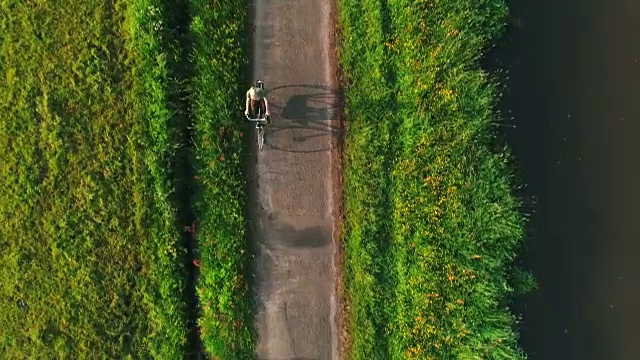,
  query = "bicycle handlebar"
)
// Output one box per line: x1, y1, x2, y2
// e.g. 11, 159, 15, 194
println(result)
245, 114, 268, 123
